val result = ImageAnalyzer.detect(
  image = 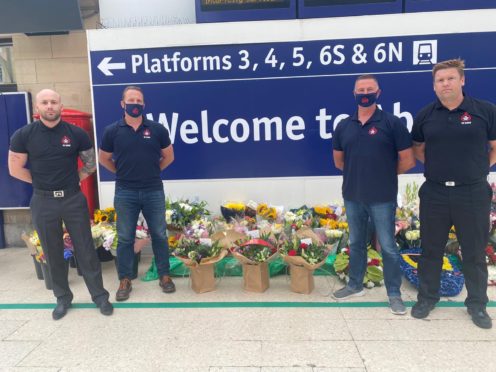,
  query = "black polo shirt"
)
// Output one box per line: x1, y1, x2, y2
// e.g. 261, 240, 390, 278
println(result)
9, 120, 92, 190
411, 95, 496, 184
100, 117, 171, 190
333, 108, 412, 203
